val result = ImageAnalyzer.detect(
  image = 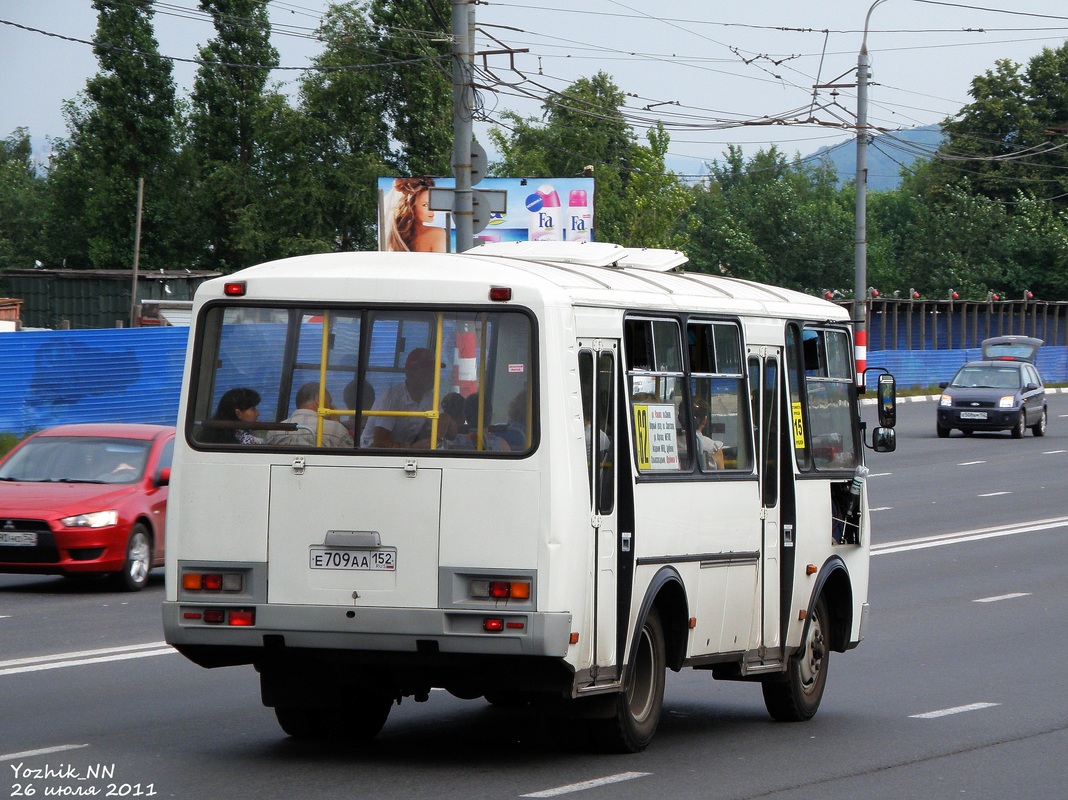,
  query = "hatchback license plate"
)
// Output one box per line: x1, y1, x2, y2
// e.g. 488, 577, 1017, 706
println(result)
309, 547, 396, 571
960, 411, 987, 420
0, 531, 37, 546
